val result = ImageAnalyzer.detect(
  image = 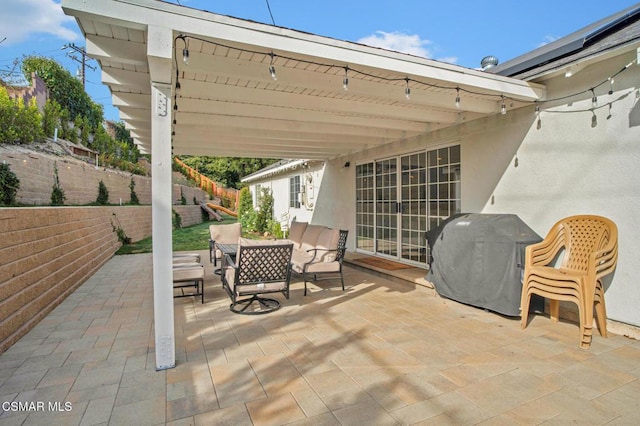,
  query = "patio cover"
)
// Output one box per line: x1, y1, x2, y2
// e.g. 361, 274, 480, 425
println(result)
61, 0, 544, 369
62, 0, 544, 160
426, 214, 542, 316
